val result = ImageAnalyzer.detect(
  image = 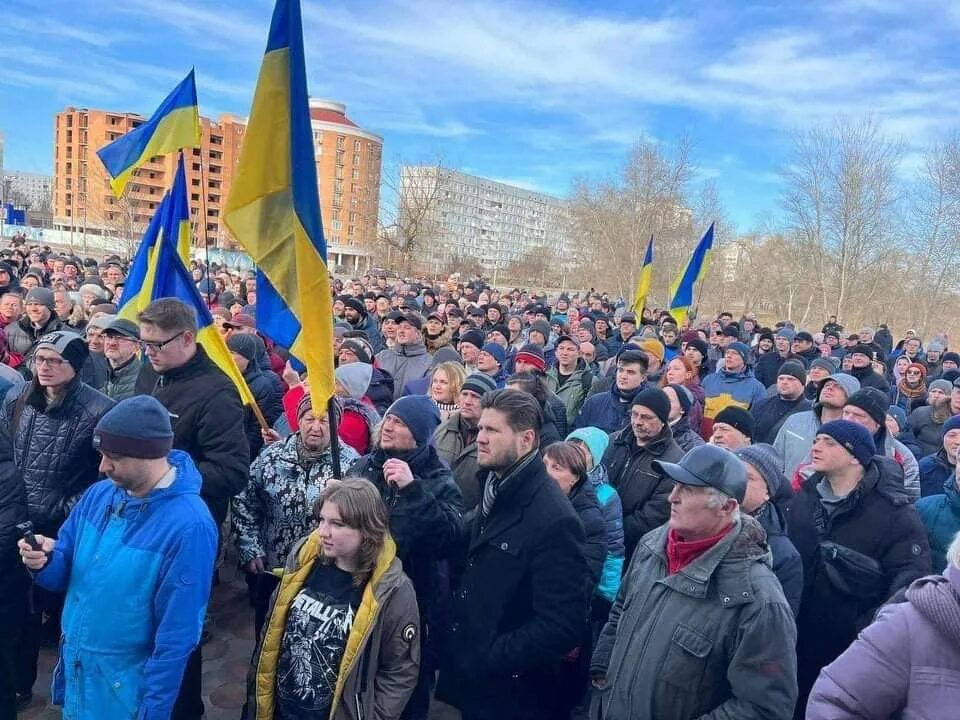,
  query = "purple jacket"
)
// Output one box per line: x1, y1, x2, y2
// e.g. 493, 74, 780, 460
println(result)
807, 562, 960, 719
